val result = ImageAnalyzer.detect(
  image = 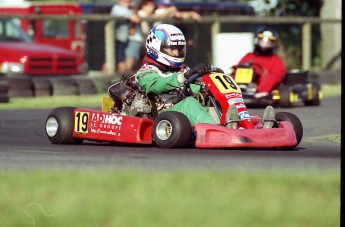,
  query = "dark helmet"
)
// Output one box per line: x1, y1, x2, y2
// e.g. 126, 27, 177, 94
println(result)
254, 27, 279, 56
